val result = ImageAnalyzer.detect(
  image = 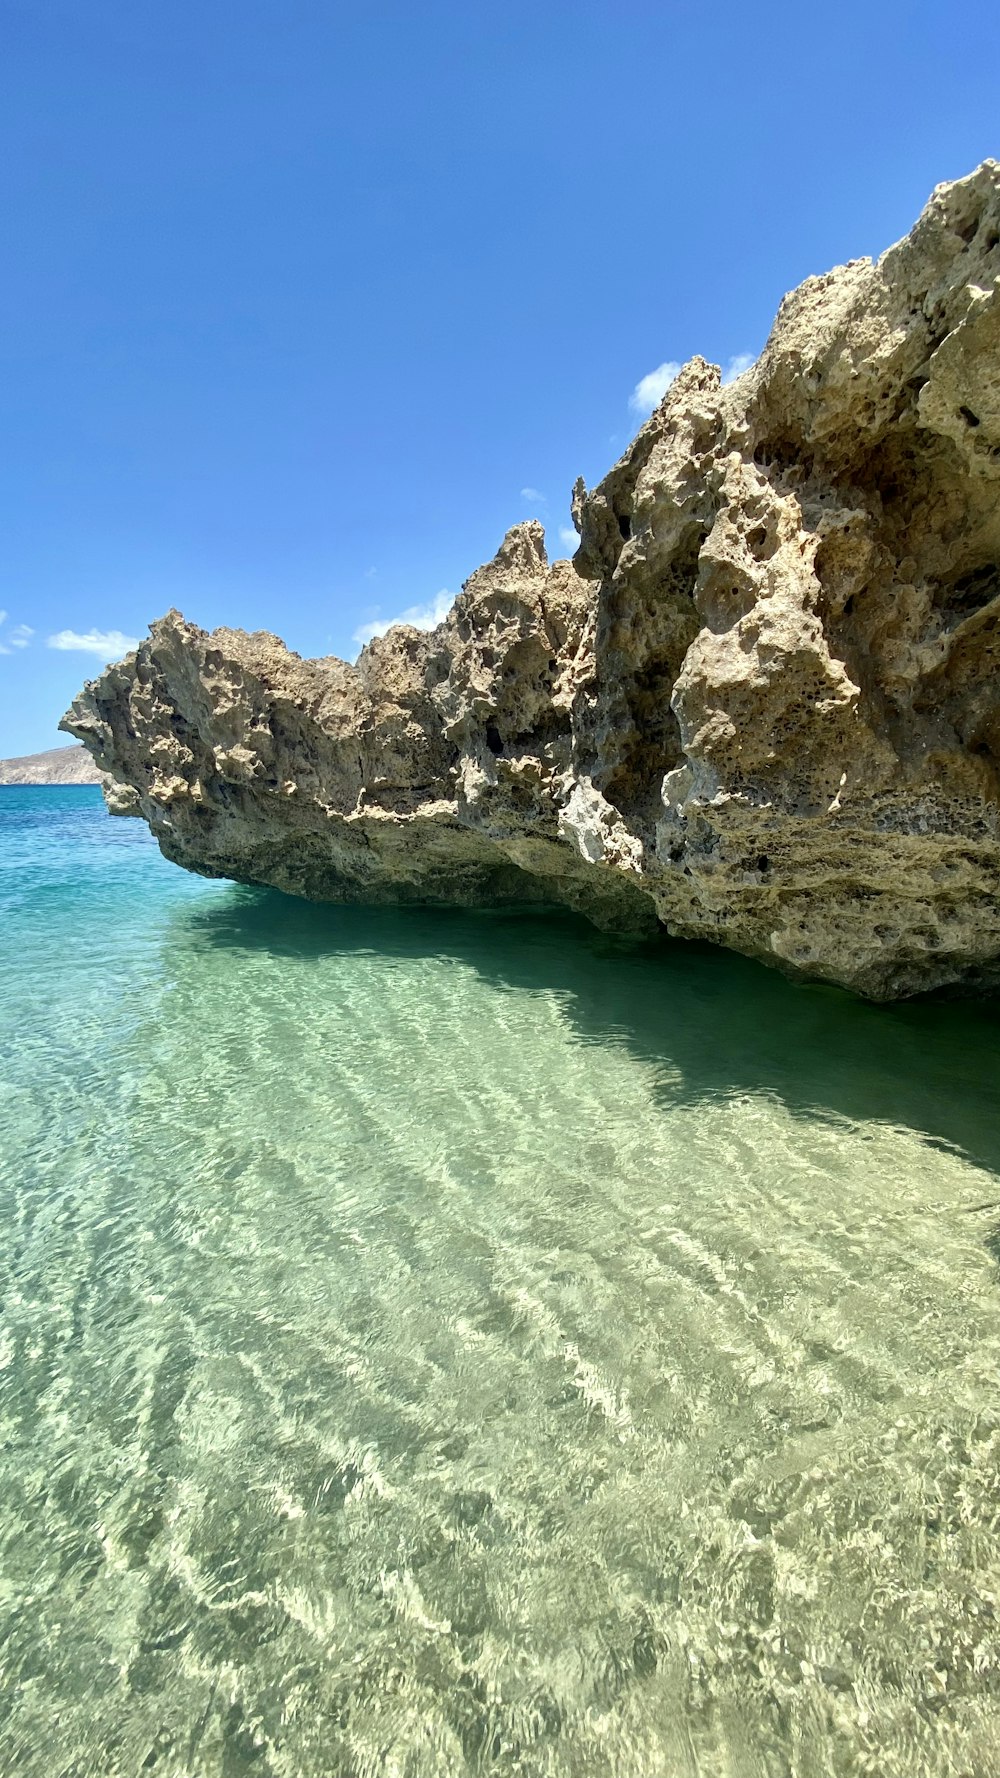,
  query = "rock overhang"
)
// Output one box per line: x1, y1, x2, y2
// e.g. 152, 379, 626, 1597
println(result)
64, 163, 1000, 999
